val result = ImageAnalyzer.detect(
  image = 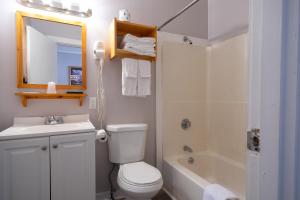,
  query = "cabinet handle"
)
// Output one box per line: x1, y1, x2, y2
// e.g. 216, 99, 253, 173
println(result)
52, 144, 58, 149
41, 146, 48, 151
